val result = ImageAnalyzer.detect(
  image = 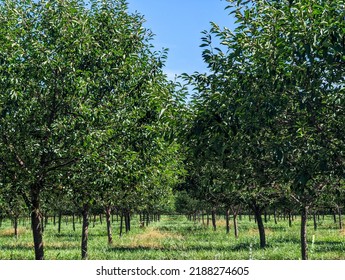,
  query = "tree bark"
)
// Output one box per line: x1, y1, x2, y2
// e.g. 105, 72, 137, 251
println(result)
81, 204, 89, 260
301, 206, 308, 260
338, 207, 342, 230
105, 206, 113, 244
225, 209, 230, 234
211, 208, 217, 231
72, 213, 76, 232
14, 215, 18, 238
288, 212, 292, 227
31, 183, 44, 260
253, 206, 266, 248
233, 213, 239, 238
313, 212, 317, 230
125, 211, 130, 233
146, 212, 149, 226
44, 213, 49, 226
93, 214, 96, 227
58, 211, 62, 233
119, 212, 124, 237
